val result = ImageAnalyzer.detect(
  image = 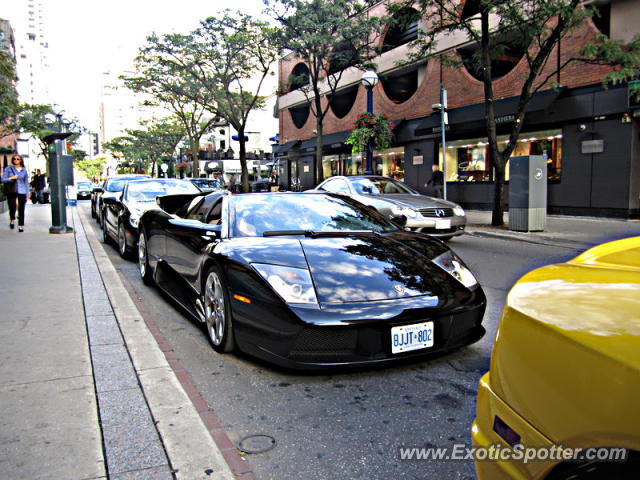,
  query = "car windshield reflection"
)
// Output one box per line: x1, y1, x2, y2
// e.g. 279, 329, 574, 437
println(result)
230, 194, 399, 238
126, 180, 199, 202
350, 177, 417, 195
